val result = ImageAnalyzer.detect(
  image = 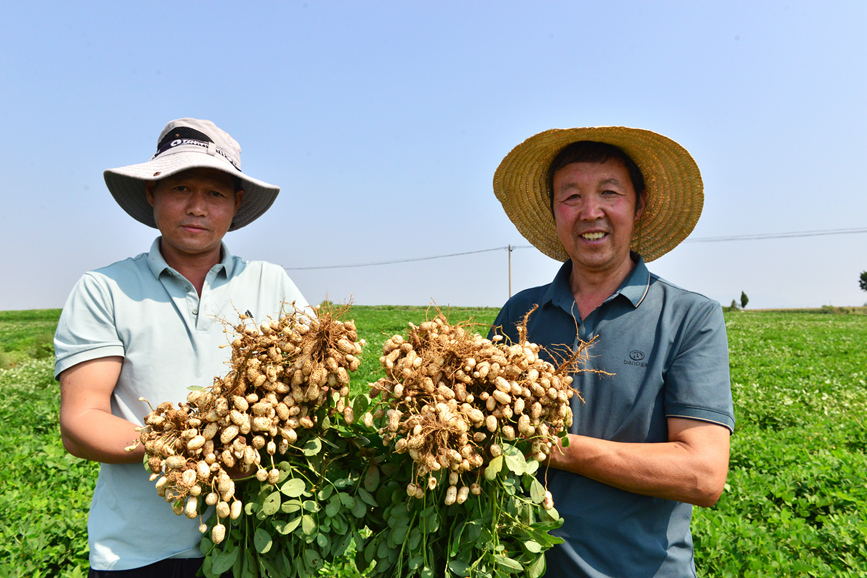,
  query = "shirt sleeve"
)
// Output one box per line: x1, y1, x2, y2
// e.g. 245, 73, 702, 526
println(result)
664, 299, 735, 432
54, 272, 125, 380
